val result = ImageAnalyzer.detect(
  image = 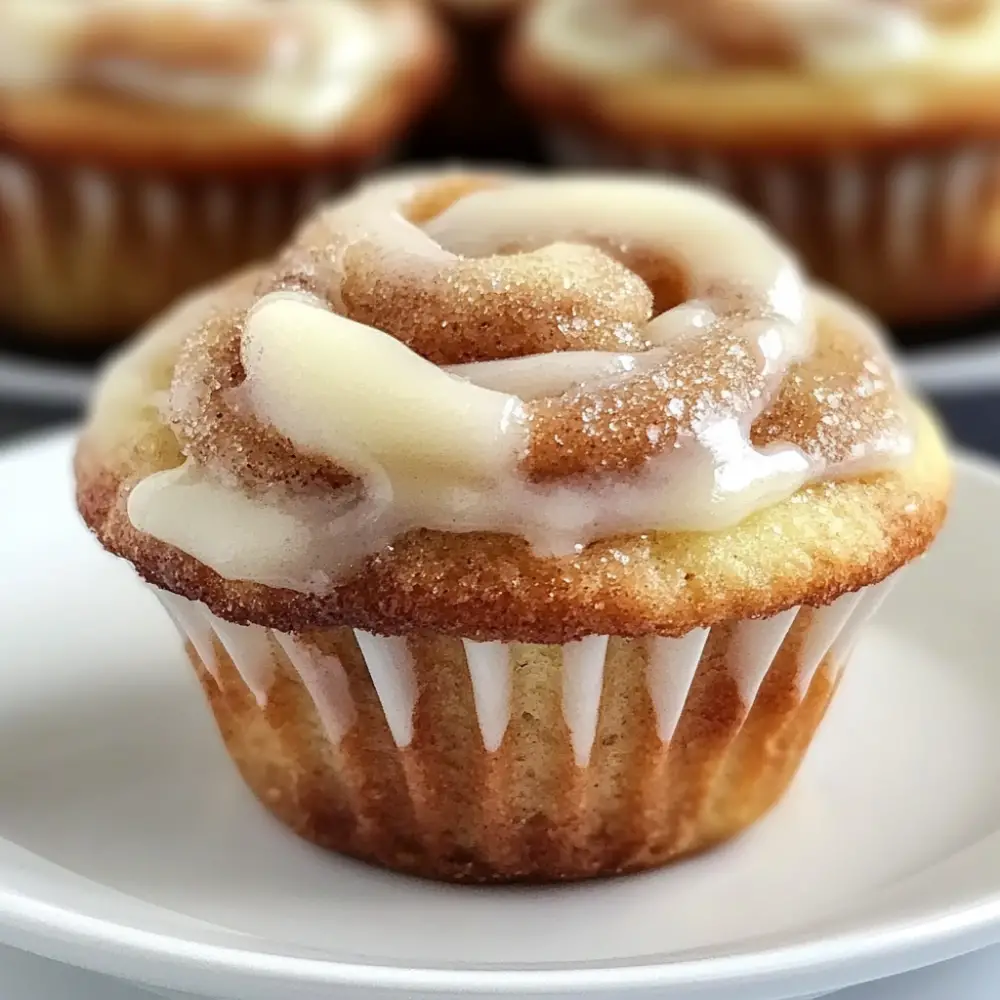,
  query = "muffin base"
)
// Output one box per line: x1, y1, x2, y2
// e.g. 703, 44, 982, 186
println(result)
157, 580, 891, 883
544, 129, 1000, 324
